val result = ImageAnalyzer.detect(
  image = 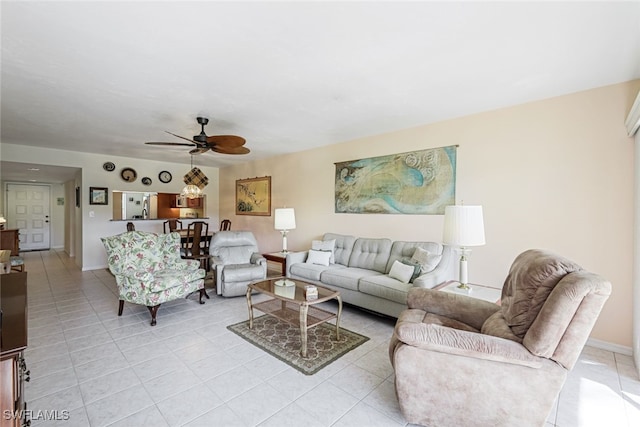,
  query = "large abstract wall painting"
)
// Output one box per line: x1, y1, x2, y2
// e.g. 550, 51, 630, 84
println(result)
334, 146, 456, 215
